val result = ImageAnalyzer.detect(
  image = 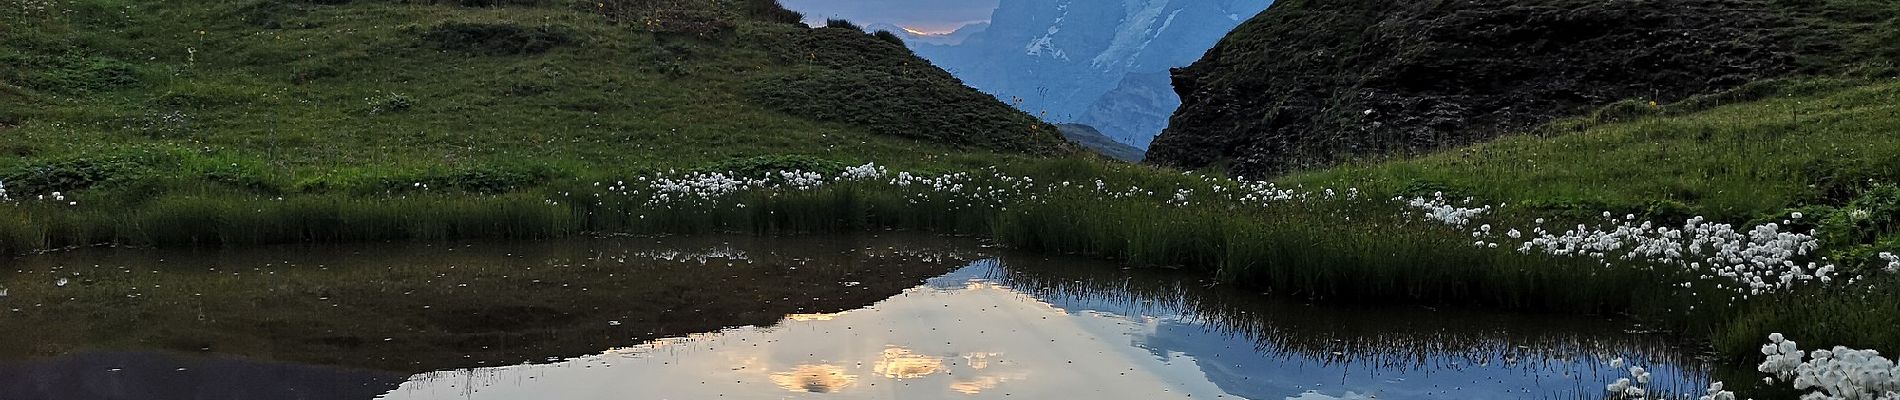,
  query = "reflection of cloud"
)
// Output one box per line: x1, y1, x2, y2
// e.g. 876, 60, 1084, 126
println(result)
950, 376, 1001, 395
784, 312, 846, 322
769, 364, 858, 393
873, 347, 944, 379
961, 352, 1000, 370
1286, 390, 1376, 400
948, 371, 1029, 395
